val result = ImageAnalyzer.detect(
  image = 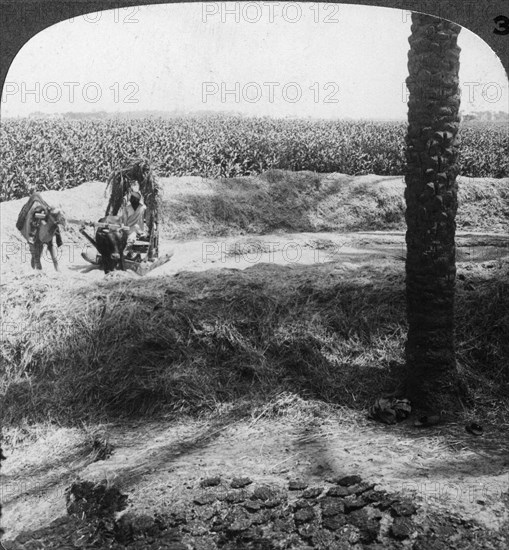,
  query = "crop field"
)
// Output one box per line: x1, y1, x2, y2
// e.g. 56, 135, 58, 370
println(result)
1, 115, 507, 201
